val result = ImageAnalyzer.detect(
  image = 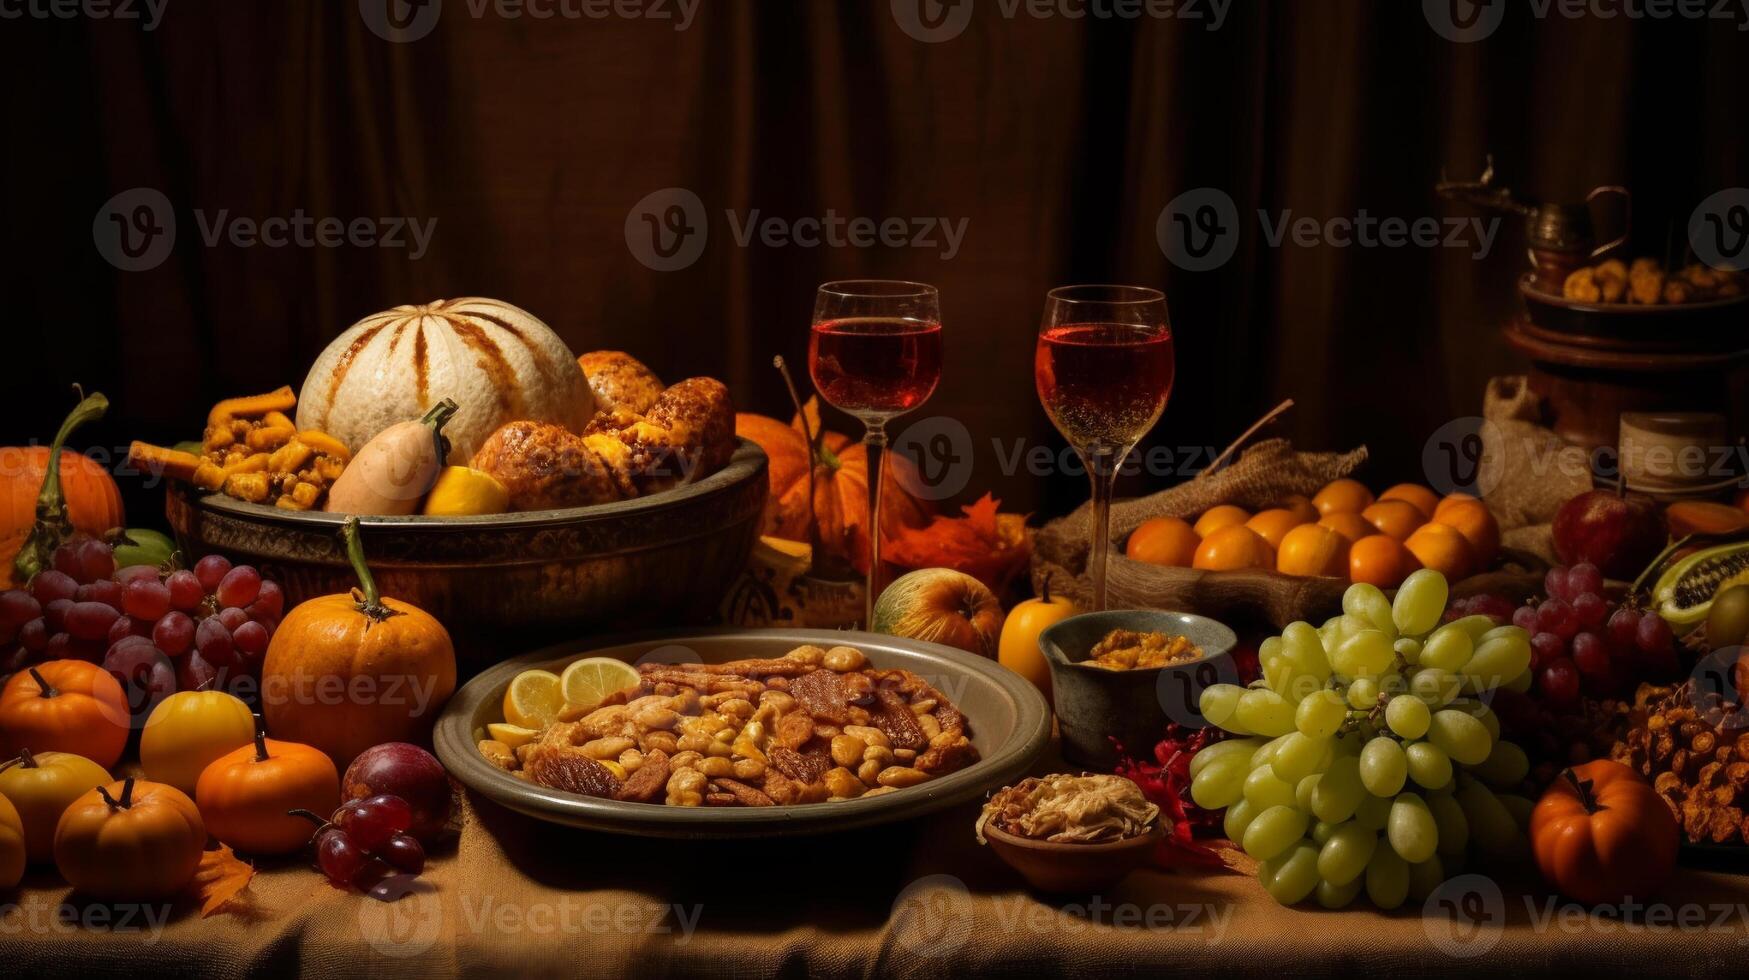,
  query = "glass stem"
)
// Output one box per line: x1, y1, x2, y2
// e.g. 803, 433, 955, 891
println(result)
863, 421, 888, 629
1087, 449, 1118, 611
